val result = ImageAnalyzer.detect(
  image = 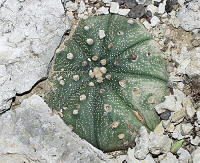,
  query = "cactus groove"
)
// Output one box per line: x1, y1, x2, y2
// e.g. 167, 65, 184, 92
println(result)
46, 14, 169, 152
